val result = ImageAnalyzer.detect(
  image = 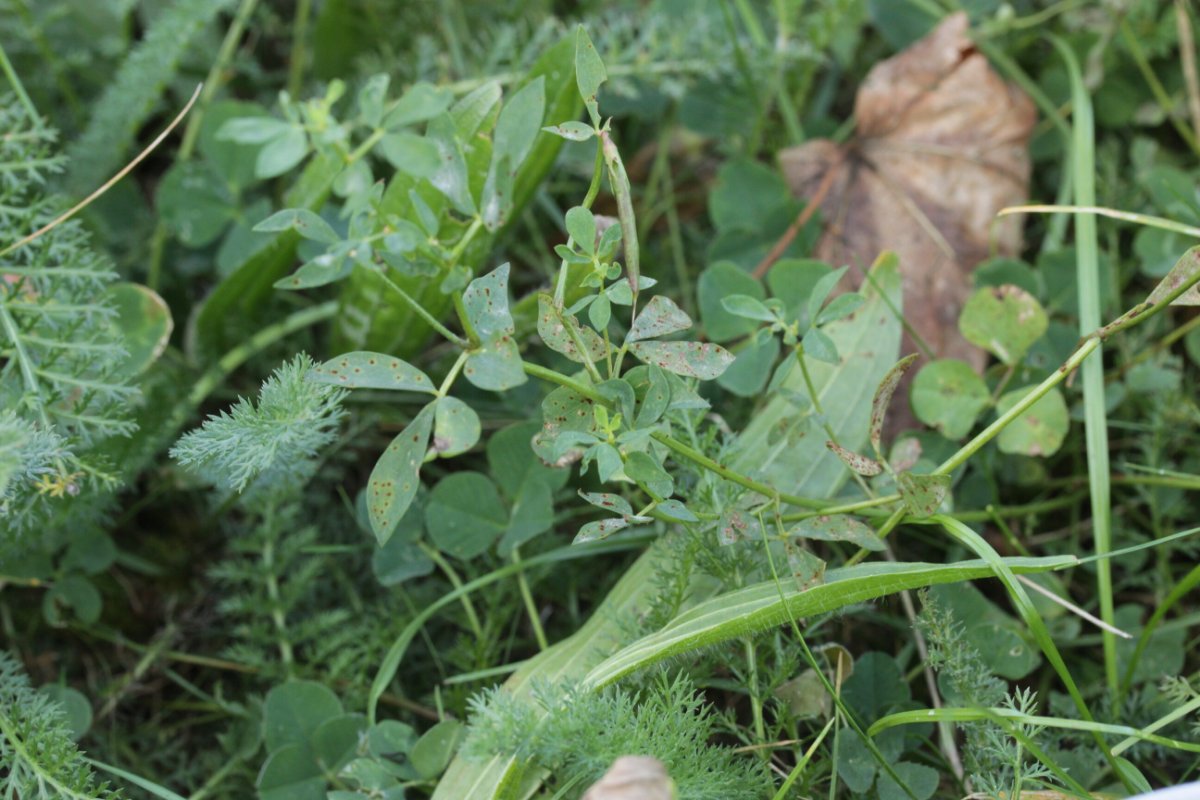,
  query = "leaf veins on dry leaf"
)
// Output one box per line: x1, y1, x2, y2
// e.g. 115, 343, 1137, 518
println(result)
779, 12, 1036, 379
